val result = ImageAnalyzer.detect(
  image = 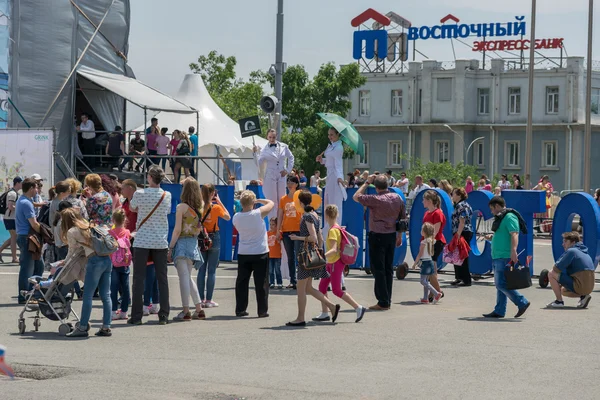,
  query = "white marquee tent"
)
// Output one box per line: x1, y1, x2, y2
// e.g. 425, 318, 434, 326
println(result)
134, 74, 268, 185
